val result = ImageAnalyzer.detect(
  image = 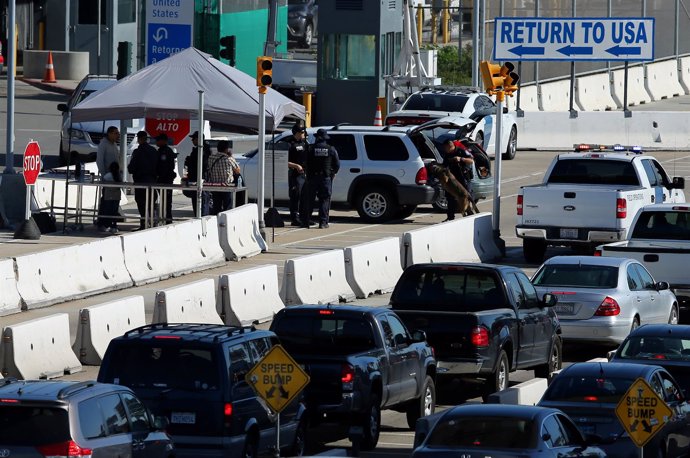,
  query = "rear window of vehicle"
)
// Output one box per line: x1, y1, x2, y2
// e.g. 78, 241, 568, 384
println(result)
364, 135, 409, 161
403, 93, 469, 112
547, 159, 639, 186
532, 264, 618, 289
544, 375, 635, 404
0, 406, 70, 446
619, 336, 690, 361
391, 268, 507, 311
273, 315, 376, 356
101, 343, 220, 391
425, 416, 534, 449
631, 211, 690, 240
